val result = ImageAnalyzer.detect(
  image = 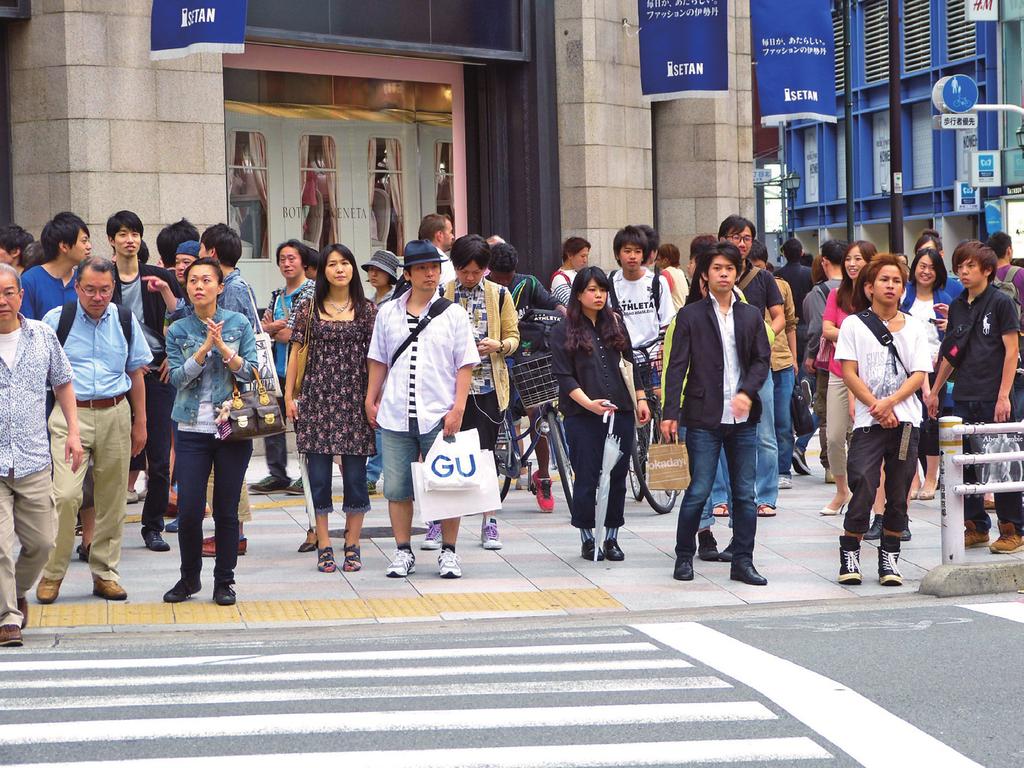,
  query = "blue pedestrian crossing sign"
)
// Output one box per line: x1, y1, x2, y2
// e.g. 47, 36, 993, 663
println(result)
932, 75, 979, 114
